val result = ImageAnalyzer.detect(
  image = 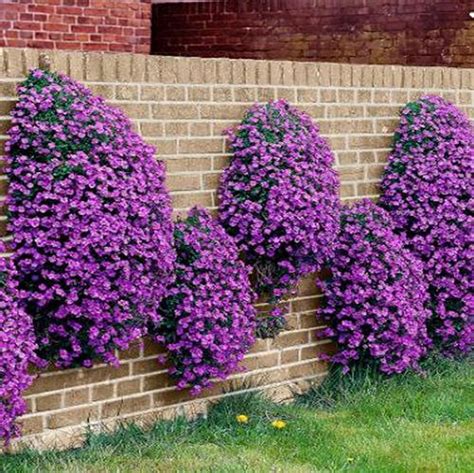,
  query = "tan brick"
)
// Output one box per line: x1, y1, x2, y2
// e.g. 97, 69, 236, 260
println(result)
140, 122, 164, 137
359, 151, 377, 163
257, 87, 276, 102
35, 393, 62, 413
339, 167, 365, 182
367, 164, 386, 180
165, 86, 186, 101
143, 372, 172, 391
101, 395, 151, 418
234, 87, 256, 102
320, 89, 337, 103
256, 60, 270, 85
338, 89, 355, 103
188, 86, 211, 101
116, 85, 139, 101
299, 105, 325, 119
327, 105, 364, 118
297, 89, 319, 103
88, 84, 114, 100
131, 54, 146, 82
337, 151, 358, 166
117, 103, 149, 119
102, 54, 117, 82
20, 415, 44, 436
178, 138, 223, 154
248, 338, 269, 354
189, 122, 211, 136
117, 379, 141, 397
200, 104, 247, 120
213, 86, 233, 102
276, 88, 296, 101
152, 104, 199, 120
203, 172, 221, 190
164, 122, 188, 137
357, 182, 380, 196
149, 139, 177, 155
281, 349, 299, 364
91, 384, 114, 402
273, 330, 309, 349
48, 406, 99, 429
244, 352, 279, 371
64, 388, 89, 407
0, 82, 19, 98
0, 99, 16, 116
299, 312, 322, 329
349, 135, 391, 149
167, 174, 201, 192
165, 157, 212, 173
85, 53, 102, 81
172, 192, 213, 209
140, 85, 165, 101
